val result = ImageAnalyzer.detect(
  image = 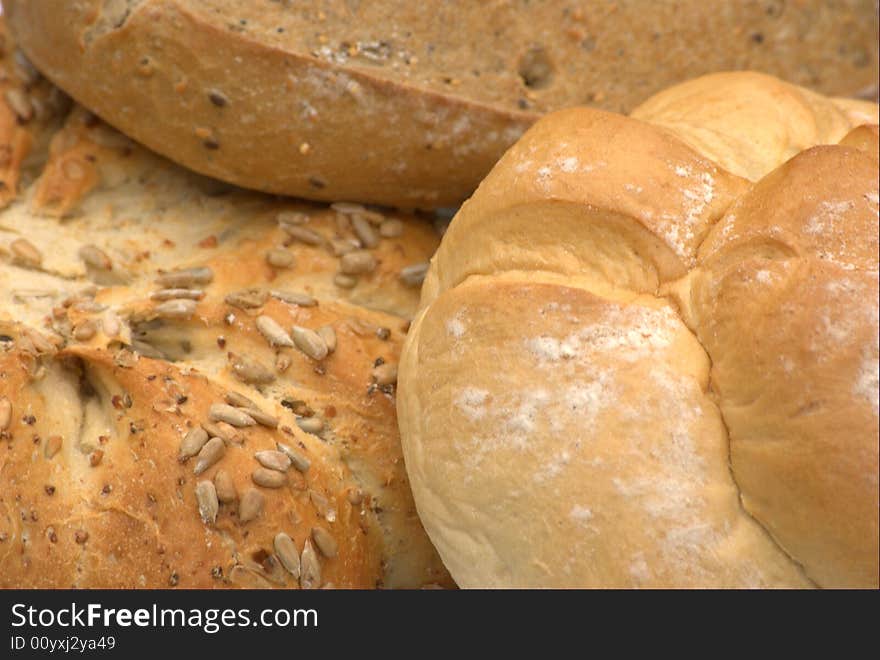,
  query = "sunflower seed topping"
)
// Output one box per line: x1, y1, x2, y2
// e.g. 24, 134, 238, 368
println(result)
248, 408, 279, 429
266, 248, 295, 268
281, 224, 324, 246
5, 89, 33, 122
238, 488, 265, 523
180, 427, 209, 460
230, 354, 276, 384
252, 468, 287, 488
214, 470, 237, 503
193, 437, 226, 475
351, 215, 379, 248
270, 290, 317, 307
372, 362, 398, 386
201, 421, 244, 445
277, 443, 311, 472
312, 526, 339, 558
379, 219, 404, 238
316, 326, 336, 353
209, 403, 256, 428
256, 315, 295, 348
339, 250, 377, 275
10, 238, 42, 267
292, 326, 329, 360
156, 266, 213, 288
224, 391, 257, 409
329, 238, 360, 256
150, 288, 205, 301
274, 533, 301, 578
295, 416, 324, 435
44, 435, 63, 459
333, 273, 357, 289
78, 244, 112, 270
155, 299, 197, 319
276, 211, 310, 226
254, 450, 291, 473
331, 202, 366, 215
400, 262, 429, 287
0, 397, 11, 431
309, 490, 336, 522
300, 539, 322, 589
225, 288, 268, 310
195, 481, 219, 524
73, 321, 97, 341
